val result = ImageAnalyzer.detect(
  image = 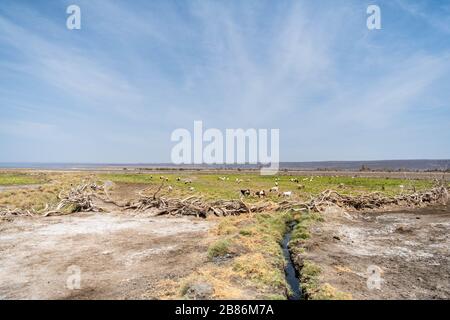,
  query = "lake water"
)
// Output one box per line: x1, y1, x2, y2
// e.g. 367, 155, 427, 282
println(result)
0, 160, 448, 171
